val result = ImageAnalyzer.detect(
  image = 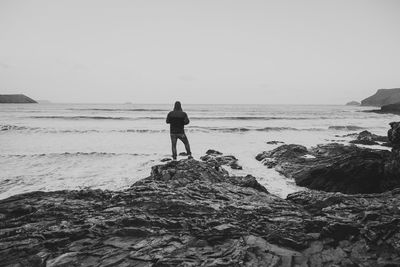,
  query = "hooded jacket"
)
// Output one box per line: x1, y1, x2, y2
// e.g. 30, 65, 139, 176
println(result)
166, 102, 190, 134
